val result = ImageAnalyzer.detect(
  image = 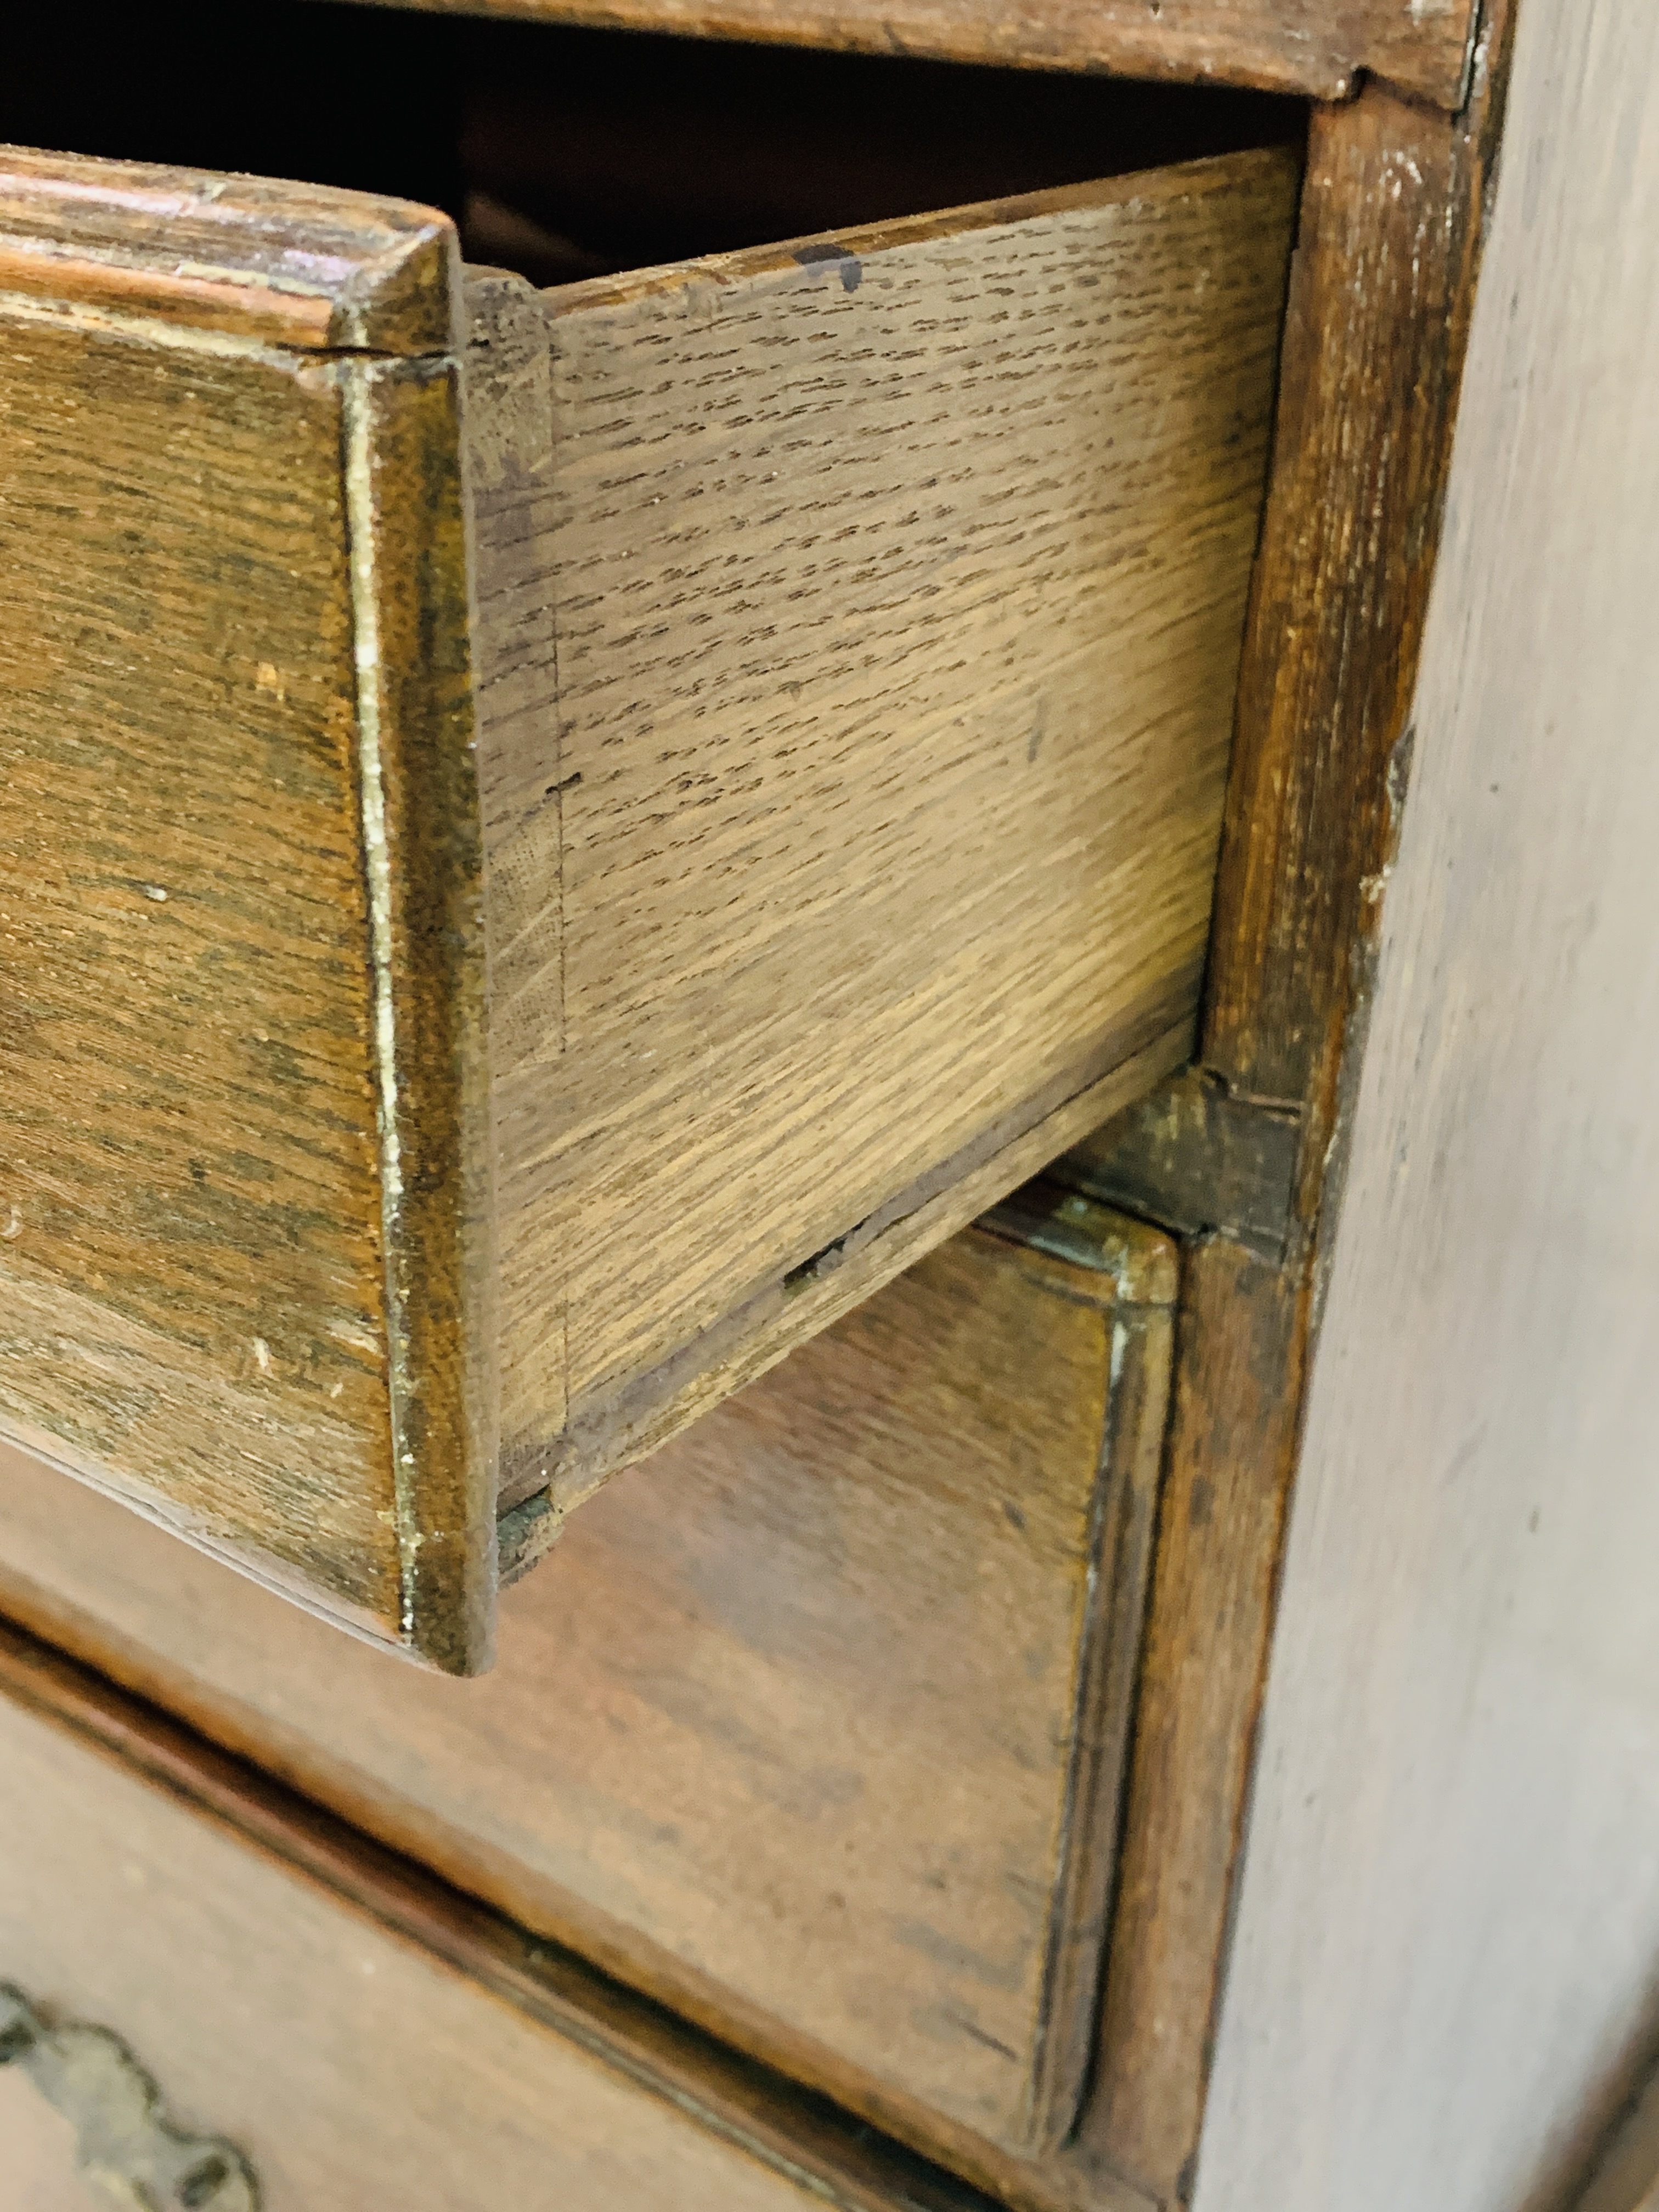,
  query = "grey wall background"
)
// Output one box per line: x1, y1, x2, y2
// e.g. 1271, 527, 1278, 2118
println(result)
1193, 2, 1659, 2205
